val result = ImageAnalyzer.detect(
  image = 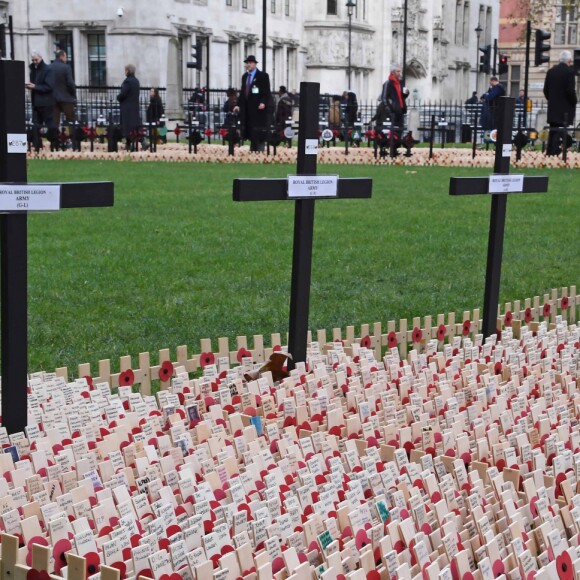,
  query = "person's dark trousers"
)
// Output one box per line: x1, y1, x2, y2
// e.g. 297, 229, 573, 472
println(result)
547, 123, 565, 156
32, 106, 57, 152
248, 126, 265, 152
